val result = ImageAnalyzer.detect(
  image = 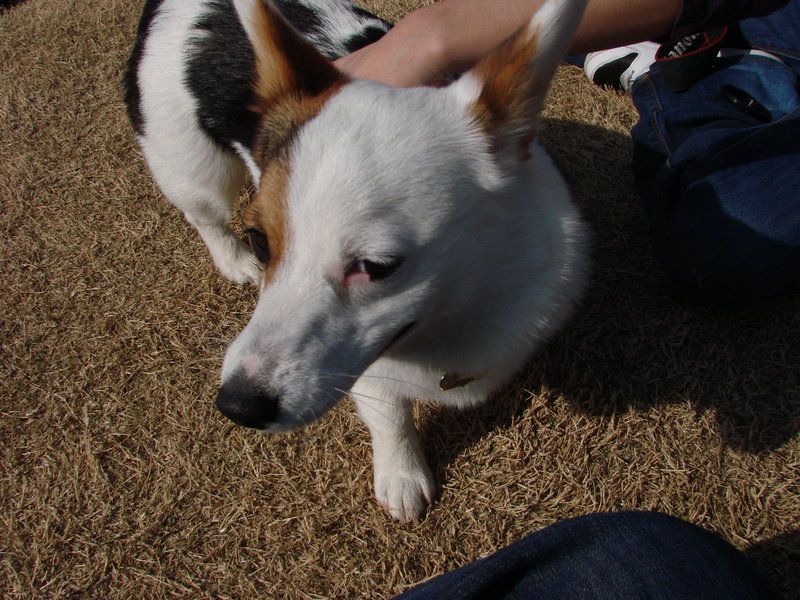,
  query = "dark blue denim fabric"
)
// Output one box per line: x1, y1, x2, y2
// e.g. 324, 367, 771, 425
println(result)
630, 1, 800, 304
670, 0, 790, 41
393, 512, 781, 599
739, 0, 800, 65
